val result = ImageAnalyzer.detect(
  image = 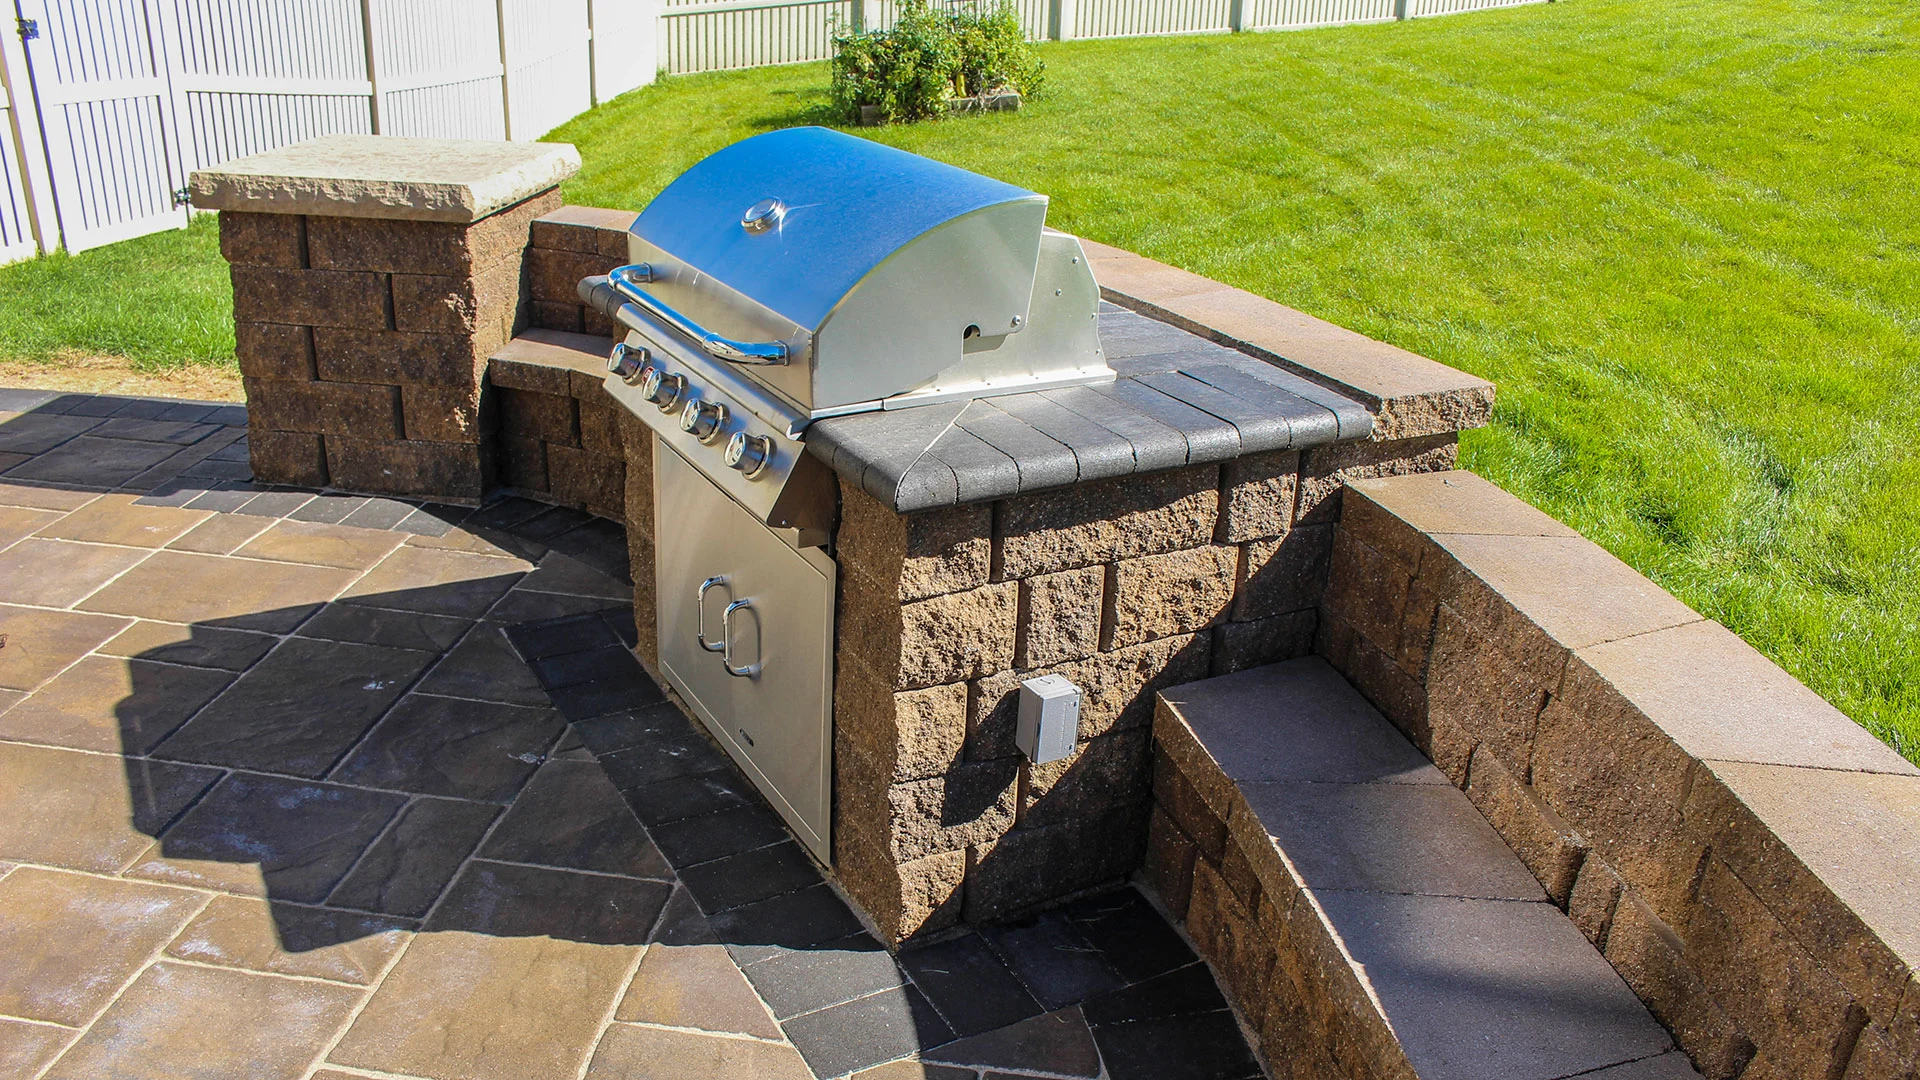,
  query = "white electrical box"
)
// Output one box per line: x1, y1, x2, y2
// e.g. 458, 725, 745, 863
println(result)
1016, 674, 1081, 764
